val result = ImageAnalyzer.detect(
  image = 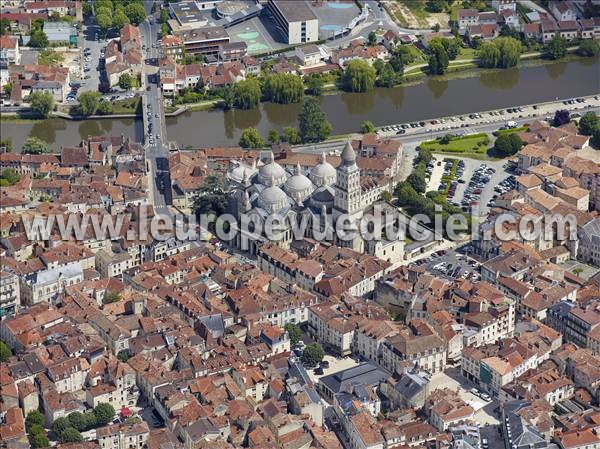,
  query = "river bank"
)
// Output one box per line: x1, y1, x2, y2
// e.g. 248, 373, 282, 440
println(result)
1, 57, 598, 149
